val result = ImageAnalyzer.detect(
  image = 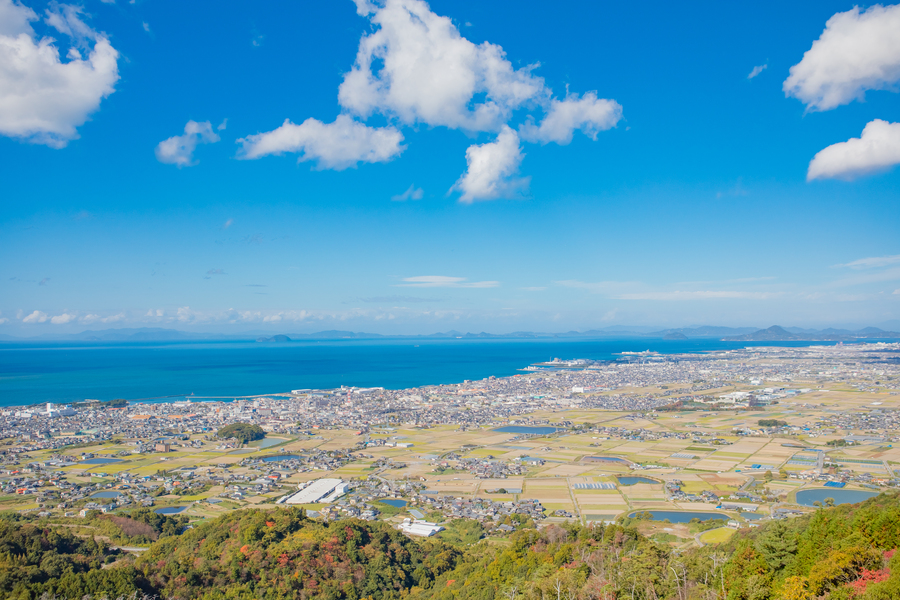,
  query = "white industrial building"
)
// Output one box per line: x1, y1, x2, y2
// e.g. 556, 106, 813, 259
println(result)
398, 518, 444, 537
44, 403, 76, 418
284, 478, 348, 505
